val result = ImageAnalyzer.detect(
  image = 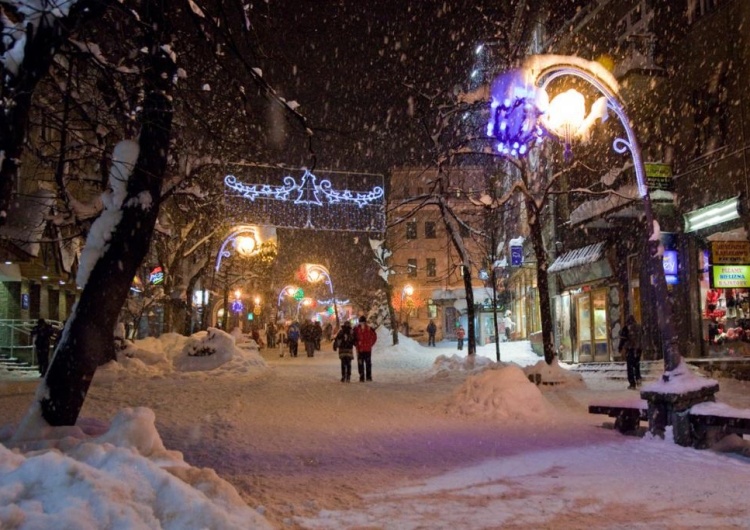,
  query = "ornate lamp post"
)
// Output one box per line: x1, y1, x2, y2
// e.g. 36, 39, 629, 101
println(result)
523, 55, 720, 442
302, 263, 339, 328
400, 284, 414, 337
523, 55, 680, 375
